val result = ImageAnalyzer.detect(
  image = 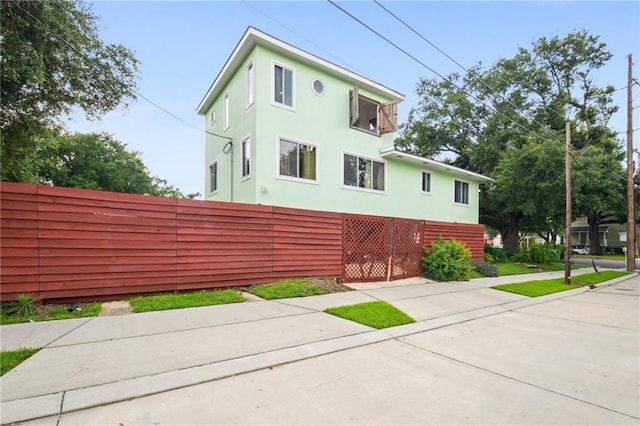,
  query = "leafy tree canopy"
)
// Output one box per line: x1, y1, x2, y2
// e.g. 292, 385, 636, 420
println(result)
397, 30, 625, 253
38, 132, 200, 198
1, 0, 139, 182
